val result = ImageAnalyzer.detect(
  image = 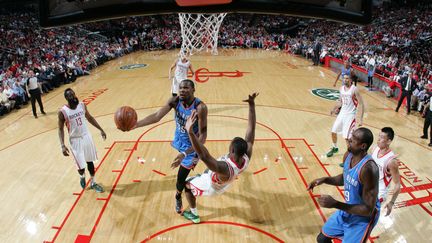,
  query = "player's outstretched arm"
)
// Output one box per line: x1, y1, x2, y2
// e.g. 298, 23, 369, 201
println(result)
134, 97, 176, 129
196, 103, 208, 144
58, 110, 70, 156
185, 110, 229, 176
333, 72, 341, 87
243, 93, 258, 158
308, 150, 346, 191
307, 174, 344, 191
84, 104, 106, 140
